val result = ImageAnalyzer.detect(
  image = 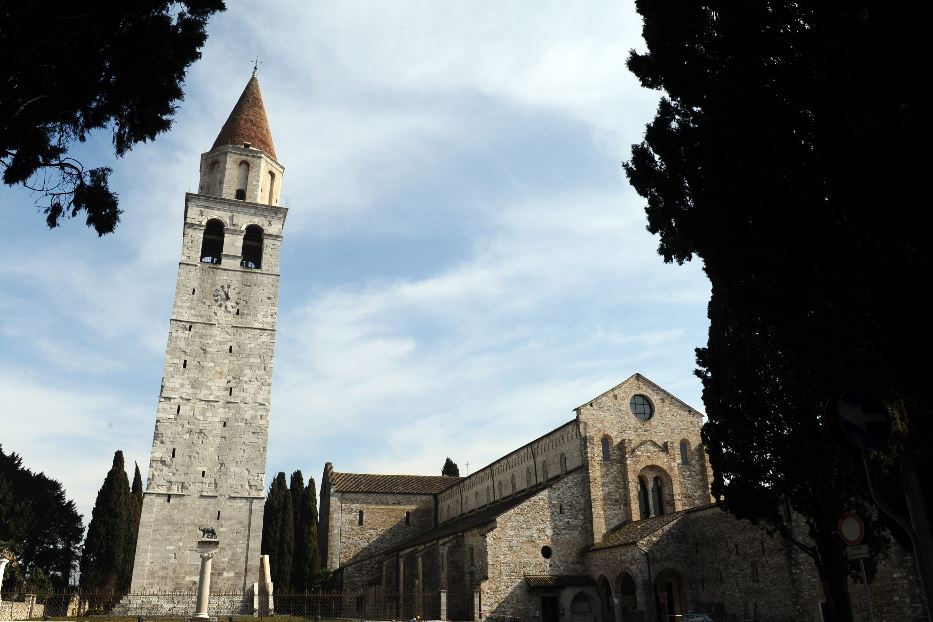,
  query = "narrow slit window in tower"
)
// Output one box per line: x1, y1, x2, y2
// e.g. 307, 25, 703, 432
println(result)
217, 511, 221, 520
171, 448, 176, 459
358, 510, 364, 525
405, 511, 411, 526
182, 359, 187, 369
